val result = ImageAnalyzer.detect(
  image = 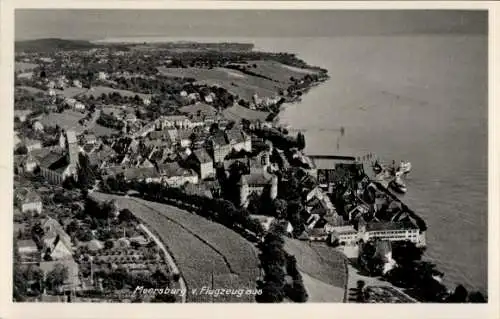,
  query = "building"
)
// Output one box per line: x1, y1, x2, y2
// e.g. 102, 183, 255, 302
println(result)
191, 148, 215, 180
225, 128, 252, 153
20, 190, 43, 215
330, 225, 360, 245
158, 115, 192, 129
17, 239, 39, 255
22, 154, 38, 173
73, 79, 83, 88
210, 129, 253, 164
97, 71, 108, 81
239, 172, 278, 208
15, 110, 32, 123
25, 139, 42, 152
166, 129, 192, 148
158, 162, 199, 187
359, 220, 425, 247
38, 130, 79, 184
33, 121, 44, 132
211, 131, 232, 163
